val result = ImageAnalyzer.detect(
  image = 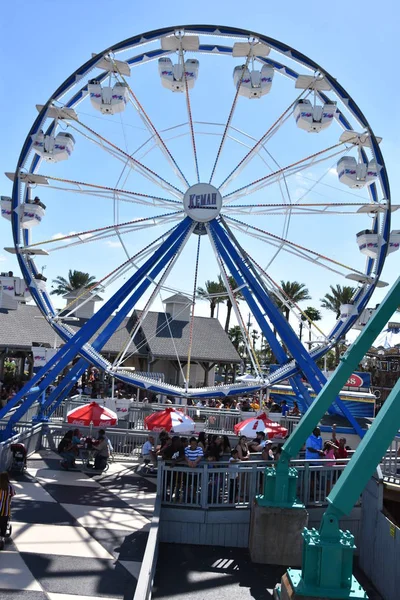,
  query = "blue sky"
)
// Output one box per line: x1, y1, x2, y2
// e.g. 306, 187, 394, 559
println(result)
0, 0, 398, 344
